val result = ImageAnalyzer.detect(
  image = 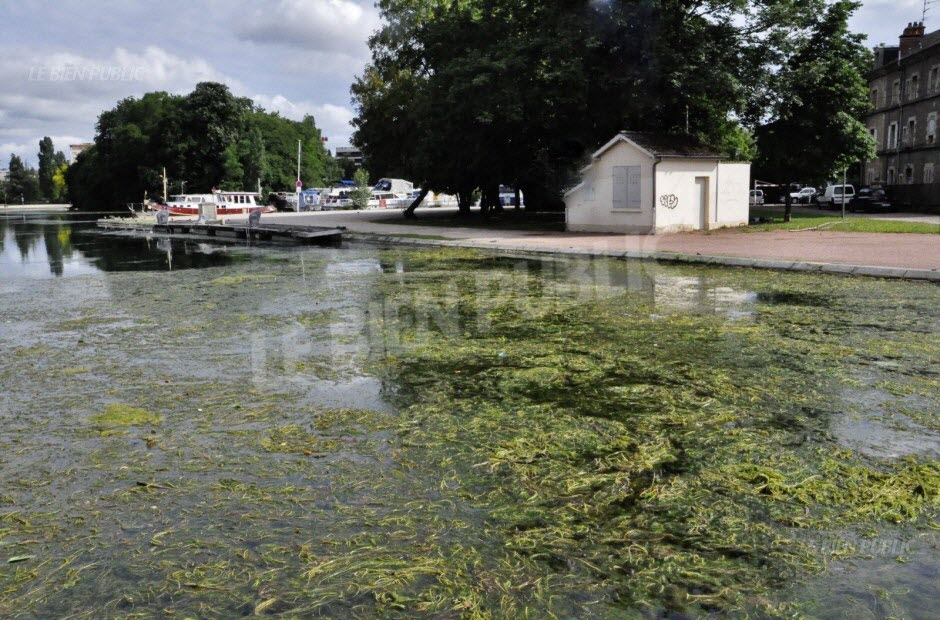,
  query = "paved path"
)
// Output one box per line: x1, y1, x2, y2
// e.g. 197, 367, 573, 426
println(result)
255, 209, 940, 273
